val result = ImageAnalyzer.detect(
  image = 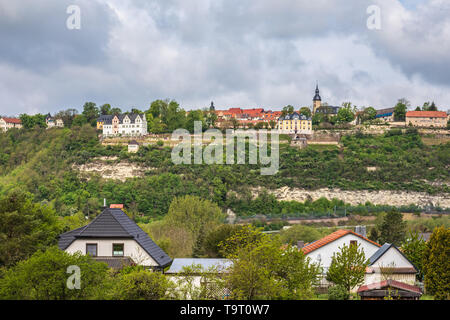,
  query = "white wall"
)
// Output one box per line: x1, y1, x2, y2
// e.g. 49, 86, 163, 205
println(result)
305, 234, 380, 272
364, 272, 416, 286
372, 247, 414, 269
65, 239, 158, 267
364, 246, 417, 286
